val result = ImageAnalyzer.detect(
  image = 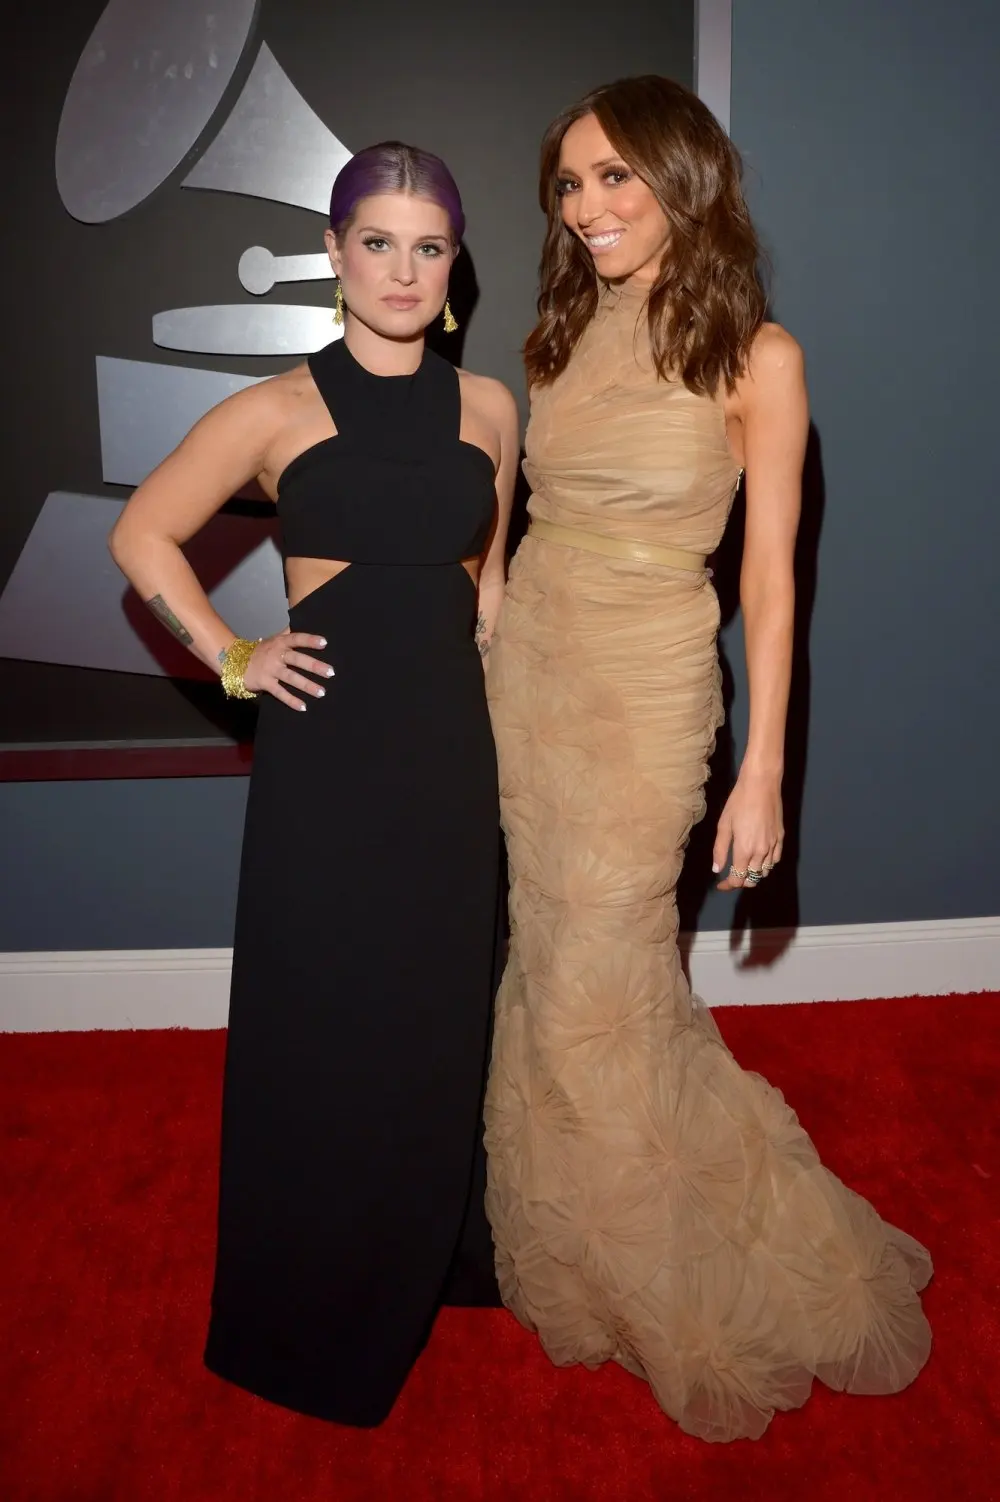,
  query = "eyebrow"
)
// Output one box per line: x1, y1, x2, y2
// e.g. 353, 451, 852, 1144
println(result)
356, 225, 450, 241
555, 156, 627, 177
